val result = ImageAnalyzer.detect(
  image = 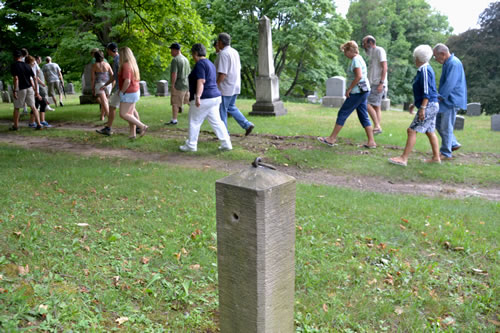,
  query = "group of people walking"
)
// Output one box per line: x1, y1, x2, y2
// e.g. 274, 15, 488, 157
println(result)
317, 35, 467, 166
10, 34, 466, 163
